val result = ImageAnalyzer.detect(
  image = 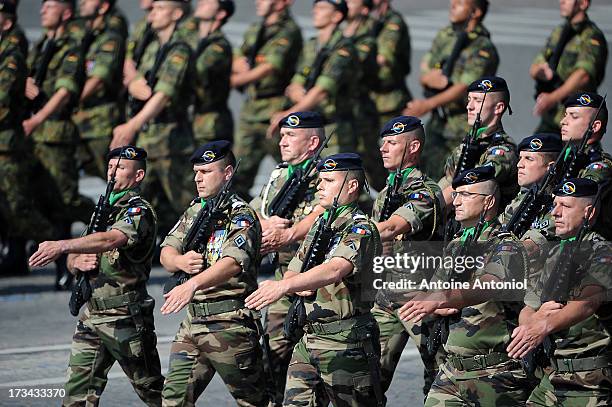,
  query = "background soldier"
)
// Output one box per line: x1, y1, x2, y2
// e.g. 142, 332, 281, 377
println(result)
508, 178, 612, 406
531, 0, 608, 134
232, 0, 303, 200
159, 141, 268, 407
370, 116, 446, 398
123, 0, 154, 91
250, 111, 326, 405
246, 152, 383, 407
73, 0, 126, 180
112, 0, 195, 235
405, 0, 499, 180
29, 146, 165, 407
3, 0, 27, 56
190, 0, 234, 145
105, 0, 128, 40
